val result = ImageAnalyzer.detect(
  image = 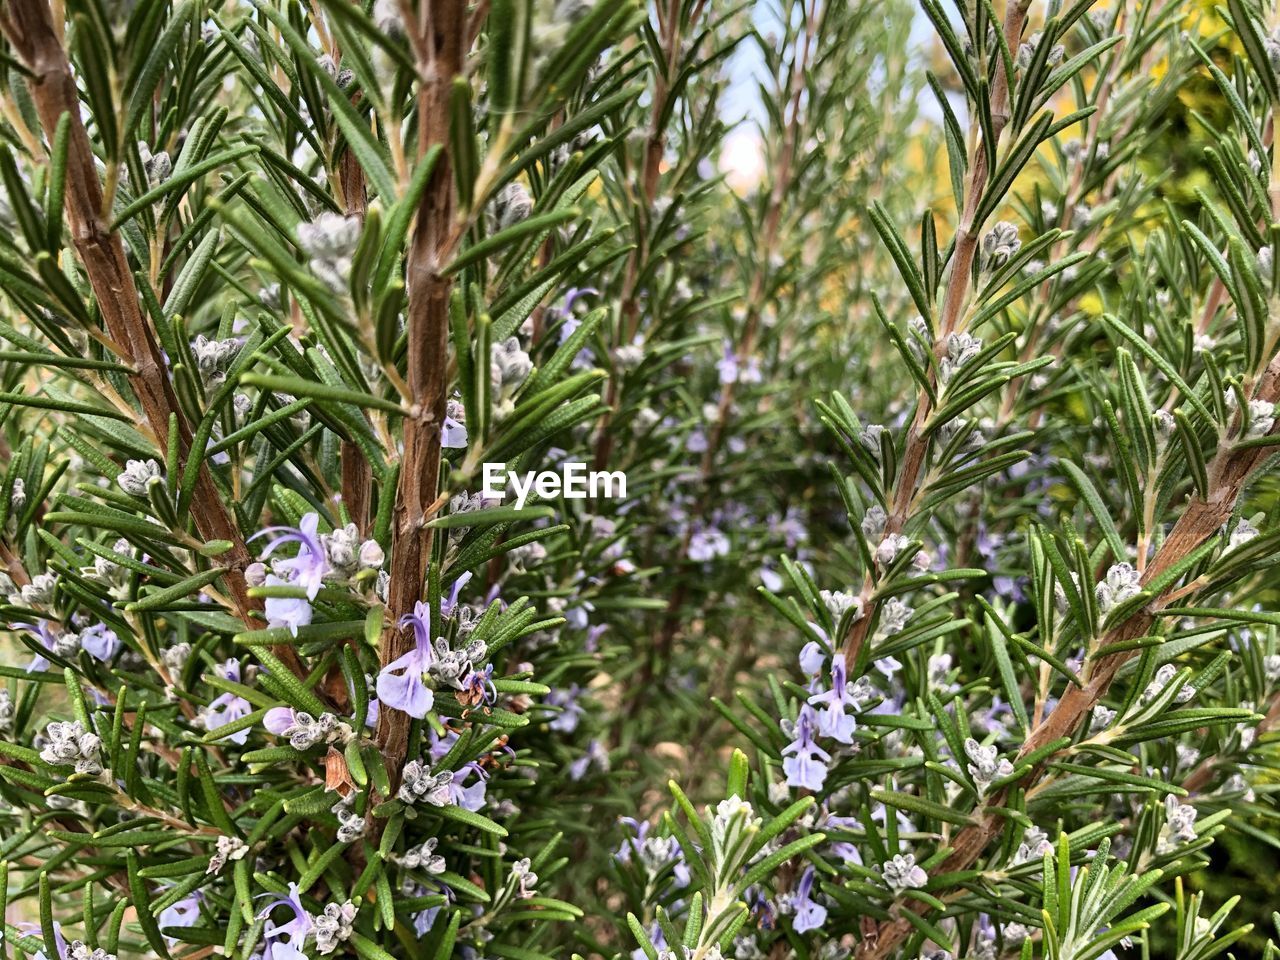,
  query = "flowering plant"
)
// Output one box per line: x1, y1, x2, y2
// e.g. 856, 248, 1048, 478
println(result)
2, 0, 1280, 958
